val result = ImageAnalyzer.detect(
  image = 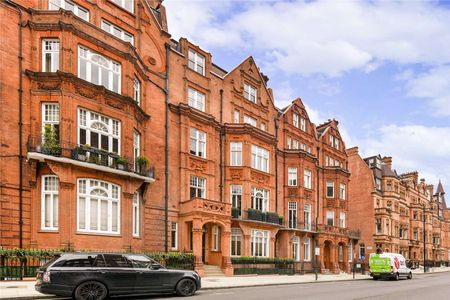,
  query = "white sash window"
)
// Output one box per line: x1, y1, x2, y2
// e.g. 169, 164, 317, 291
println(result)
41, 176, 59, 230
